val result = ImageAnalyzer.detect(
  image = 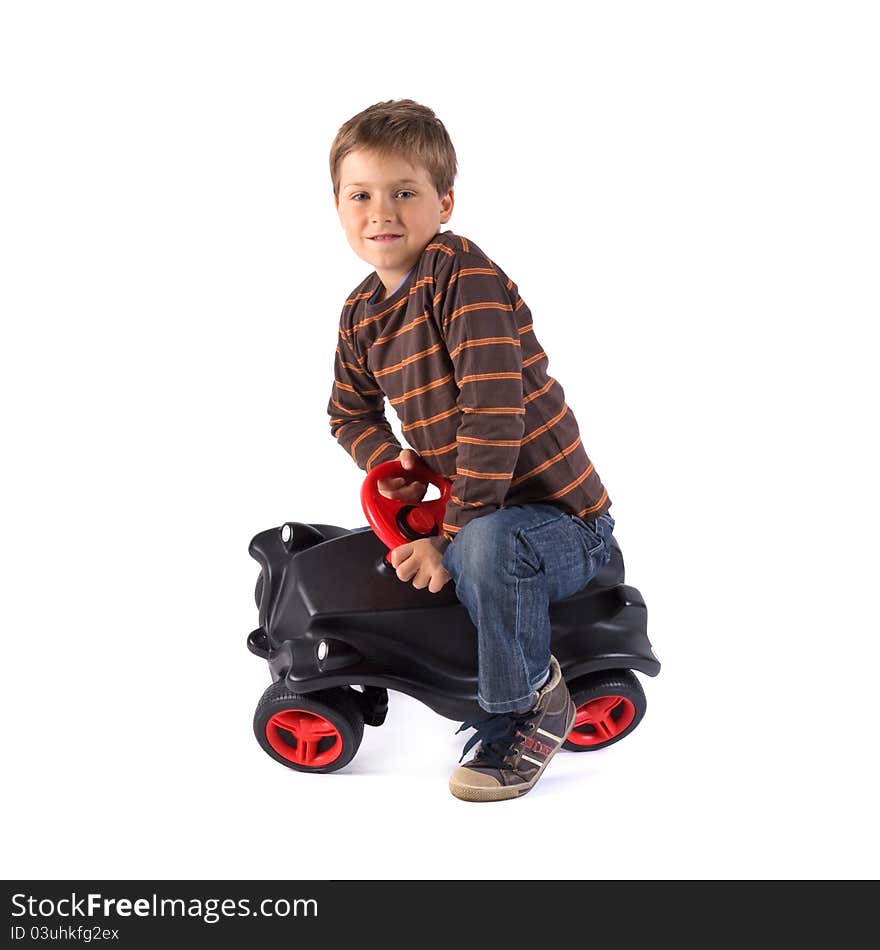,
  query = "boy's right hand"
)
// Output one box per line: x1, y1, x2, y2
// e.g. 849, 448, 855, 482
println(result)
377, 449, 428, 503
